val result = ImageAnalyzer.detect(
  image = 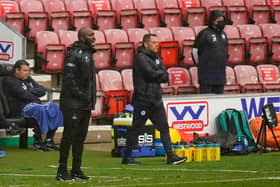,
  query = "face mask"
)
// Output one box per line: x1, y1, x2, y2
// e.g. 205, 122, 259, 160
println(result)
216, 20, 226, 31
